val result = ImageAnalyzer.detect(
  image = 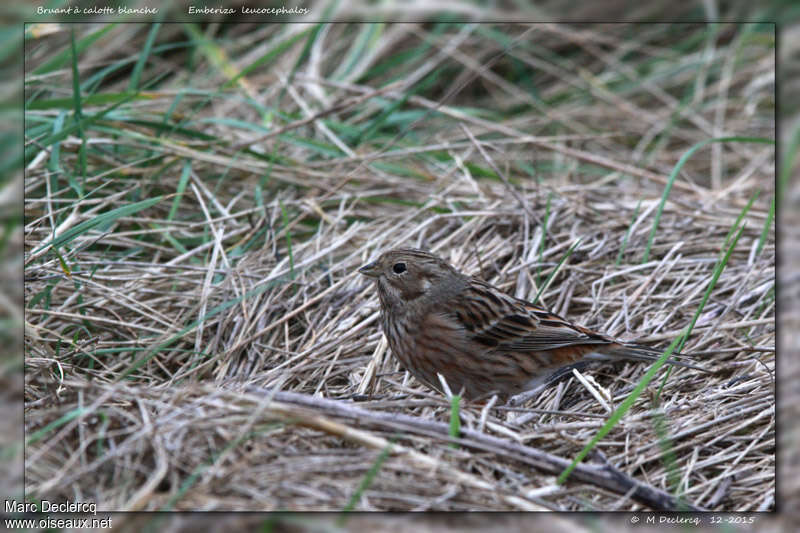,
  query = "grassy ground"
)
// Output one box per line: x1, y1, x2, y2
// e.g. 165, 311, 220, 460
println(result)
23, 17, 774, 516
